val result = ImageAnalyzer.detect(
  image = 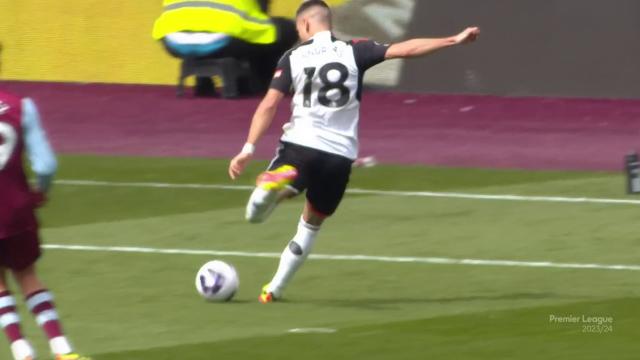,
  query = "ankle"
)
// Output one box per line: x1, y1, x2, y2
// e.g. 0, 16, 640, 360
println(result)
50, 336, 73, 355
11, 339, 35, 360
